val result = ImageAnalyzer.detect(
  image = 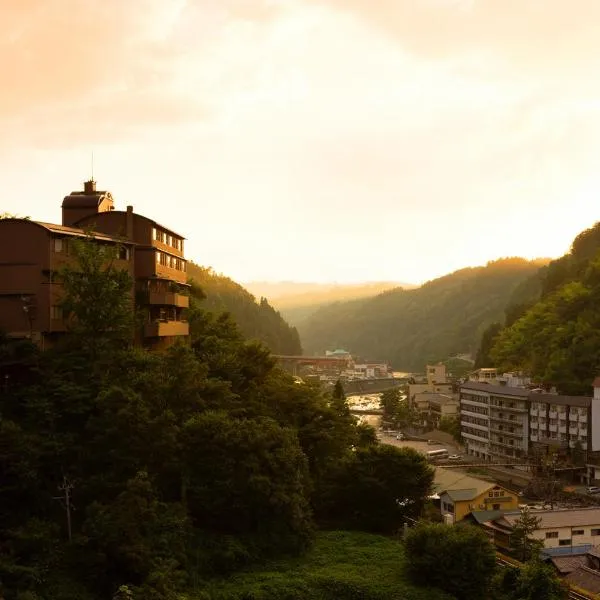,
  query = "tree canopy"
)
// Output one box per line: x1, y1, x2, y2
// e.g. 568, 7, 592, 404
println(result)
488, 222, 600, 393
0, 245, 438, 600
187, 263, 302, 355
